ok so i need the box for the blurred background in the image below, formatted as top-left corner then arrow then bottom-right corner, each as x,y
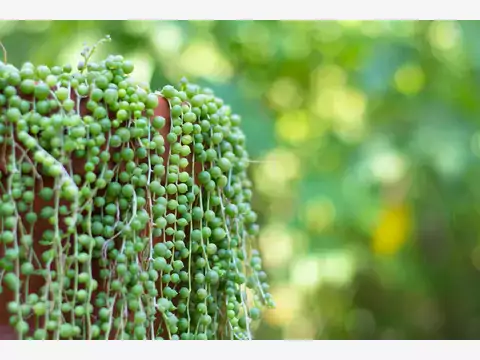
3,20 -> 480,340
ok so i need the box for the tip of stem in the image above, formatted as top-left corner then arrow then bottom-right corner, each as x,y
0,42 -> 7,63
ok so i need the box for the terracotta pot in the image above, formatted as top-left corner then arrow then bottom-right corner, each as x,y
0,85 -> 202,340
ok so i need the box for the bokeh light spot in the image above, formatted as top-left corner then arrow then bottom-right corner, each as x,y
303,197 -> 336,234
428,21 -> 462,51
122,20 -> 155,36
283,316 -> 317,339
291,251 -> 356,290
369,150 -> 408,185
179,41 -> 233,82
128,51 -> 155,85
259,223 -> 294,269
275,110 -> 310,144
394,64 -> 425,95
372,203 -> 411,256
264,284 -> 302,326
152,22 -> 184,55
267,77 -> 303,111
339,21 -> 362,29
254,148 -> 301,197
312,64 -> 348,89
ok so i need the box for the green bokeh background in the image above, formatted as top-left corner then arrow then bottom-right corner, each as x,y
2,20 -> 480,340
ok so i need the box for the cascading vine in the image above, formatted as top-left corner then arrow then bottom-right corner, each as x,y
0,36 -> 274,340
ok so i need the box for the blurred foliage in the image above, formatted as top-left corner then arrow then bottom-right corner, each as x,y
3,20 -> 480,340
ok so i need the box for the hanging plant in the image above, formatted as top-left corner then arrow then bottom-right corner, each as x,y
0,36 -> 274,340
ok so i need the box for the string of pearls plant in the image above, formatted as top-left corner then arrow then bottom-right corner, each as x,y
0,36 -> 274,340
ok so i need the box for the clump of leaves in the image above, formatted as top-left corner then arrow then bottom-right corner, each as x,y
0,36 -> 274,340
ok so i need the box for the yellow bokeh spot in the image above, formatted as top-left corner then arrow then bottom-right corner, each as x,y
335,88 -> 366,124
313,22 -> 343,43
304,197 -> 336,233
258,223 -> 294,269
312,84 -> 365,122
253,148 -> 301,197
275,110 -> 310,144
122,20 -> 155,36
291,251 -> 356,290
312,64 -> 348,89
369,150 -> 408,185
311,88 -> 336,120
190,21 -> 215,31
282,31 -> 311,60
283,316 -> 317,340
360,21 -> 383,38
392,21 -> 416,38
179,41 -> 233,83
372,203 -> 411,256
290,256 -> 322,290
338,20 -> 362,28
236,22 -> 270,45
128,52 -> 155,85
267,77 -> 303,111
264,285 -> 302,327
312,85 -> 367,143
394,64 -> 425,95
428,21 -> 461,51
236,22 -> 273,62
152,22 -> 184,55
